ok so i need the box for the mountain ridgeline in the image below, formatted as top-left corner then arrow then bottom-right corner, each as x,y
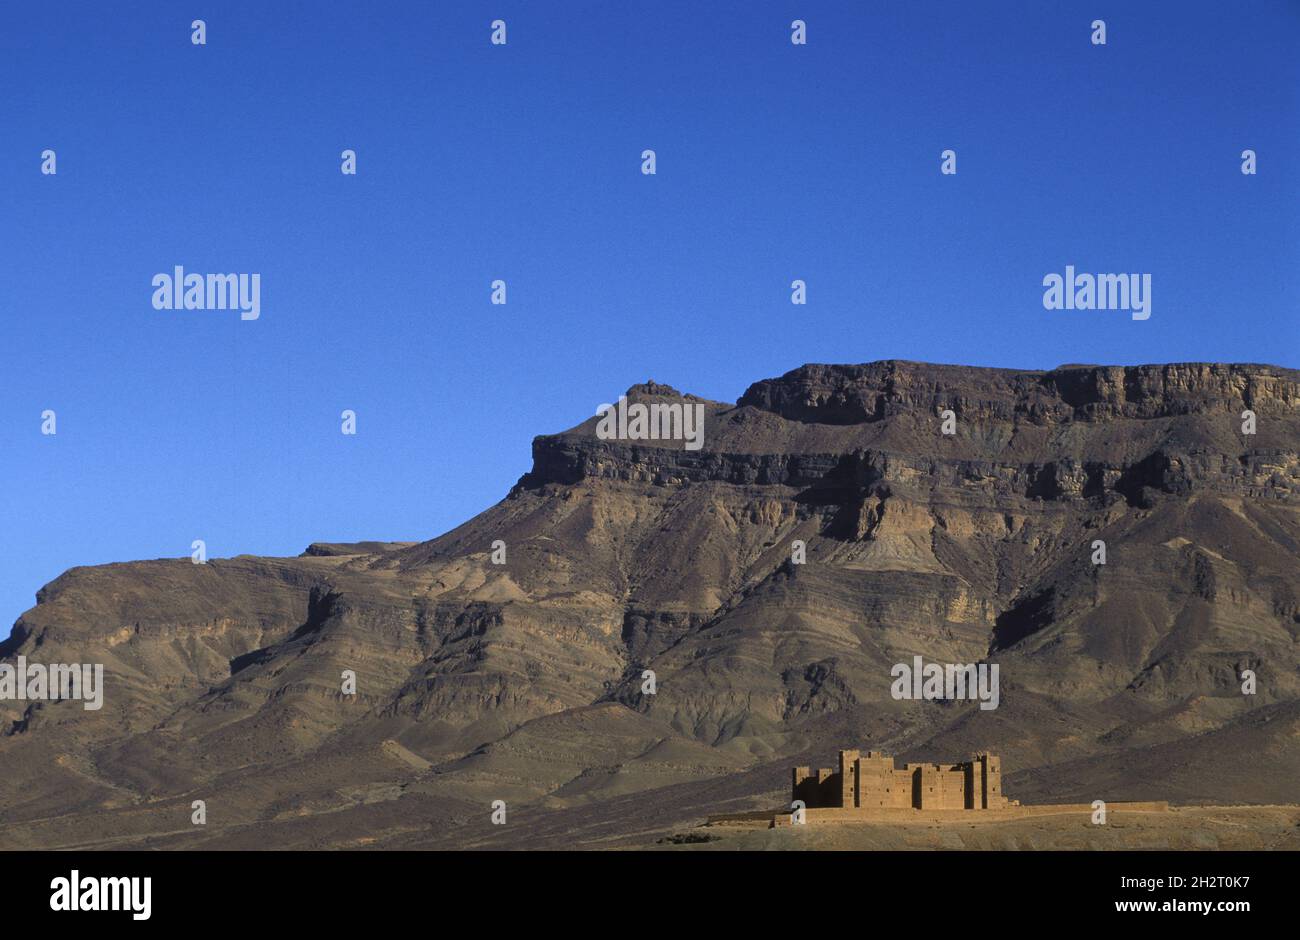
2,361 -> 1298,849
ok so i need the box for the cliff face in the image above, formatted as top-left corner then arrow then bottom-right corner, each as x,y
2,361 -> 1298,849
521,362 -> 1299,496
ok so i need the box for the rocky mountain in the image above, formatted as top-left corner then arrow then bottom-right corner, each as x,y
2,360 -> 1298,849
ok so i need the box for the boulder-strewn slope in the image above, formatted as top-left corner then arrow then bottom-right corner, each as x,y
2,361 -> 1297,849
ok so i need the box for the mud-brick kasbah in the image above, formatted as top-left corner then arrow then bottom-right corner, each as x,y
706,749 -> 1169,828
796,750 -> 1010,812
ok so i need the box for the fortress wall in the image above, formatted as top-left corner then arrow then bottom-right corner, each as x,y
761,801 -> 1172,827
839,750 -> 859,808
855,754 -> 912,809
793,767 -> 844,807
915,764 -> 969,810
1008,801 -> 1170,816
983,755 -> 1005,808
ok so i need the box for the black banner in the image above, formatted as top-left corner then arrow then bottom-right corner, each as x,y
0,850 -> 1285,927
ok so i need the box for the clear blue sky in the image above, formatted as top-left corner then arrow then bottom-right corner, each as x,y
2,1 -> 1297,634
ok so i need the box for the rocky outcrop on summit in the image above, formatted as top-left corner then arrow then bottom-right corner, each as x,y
739,361 -> 1300,423
521,361 -> 1299,501
1,360 -> 1297,850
